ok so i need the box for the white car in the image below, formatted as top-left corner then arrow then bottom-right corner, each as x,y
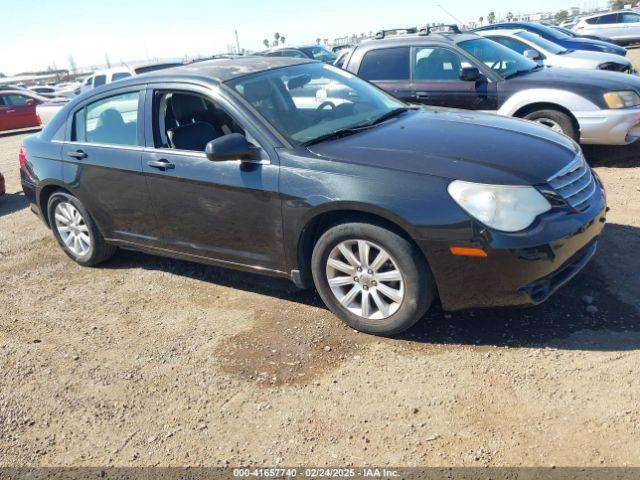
79,61 -> 183,94
477,29 -> 633,73
574,10 -> 640,45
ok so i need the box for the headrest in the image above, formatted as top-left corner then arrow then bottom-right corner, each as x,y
242,80 -> 273,103
97,108 -> 125,128
170,93 -> 207,122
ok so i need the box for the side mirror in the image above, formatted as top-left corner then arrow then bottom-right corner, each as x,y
459,67 -> 482,82
25,99 -> 37,107
524,49 -> 541,61
205,133 -> 259,162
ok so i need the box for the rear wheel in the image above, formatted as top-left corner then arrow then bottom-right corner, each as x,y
523,109 -> 578,141
47,192 -> 116,266
311,222 -> 435,336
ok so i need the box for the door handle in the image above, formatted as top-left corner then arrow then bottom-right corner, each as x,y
68,150 -> 88,160
147,159 -> 175,170
415,91 -> 431,99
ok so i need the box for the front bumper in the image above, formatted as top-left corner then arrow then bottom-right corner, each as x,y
577,106 -> 640,145
421,183 -> 607,311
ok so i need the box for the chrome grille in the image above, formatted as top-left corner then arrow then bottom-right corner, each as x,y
547,155 -> 596,211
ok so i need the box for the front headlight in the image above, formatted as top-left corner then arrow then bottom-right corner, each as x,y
448,181 -> 551,232
603,90 -> 640,109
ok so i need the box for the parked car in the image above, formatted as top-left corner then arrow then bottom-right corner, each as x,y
20,57 -> 606,336
549,24 -> 612,42
0,90 -> 42,131
0,89 -> 68,126
574,10 -> 640,45
473,21 -> 627,55
79,61 -> 183,94
261,45 -> 337,63
475,29 -> 633,73
28,86 -> 60,98
341,30 -> 640,144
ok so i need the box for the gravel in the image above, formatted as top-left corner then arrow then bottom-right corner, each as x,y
1,131 -> 639,466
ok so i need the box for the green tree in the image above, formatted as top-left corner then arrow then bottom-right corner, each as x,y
555,10 -> 569,23
478,16 -> 484,25
506,12 -> 514,21
316,37 -> 321,45
263,39 -> 270,48
487,11 -> 496,24
609,0 -> 627,10
273,32 -> 280,47
280,35 -> 286,45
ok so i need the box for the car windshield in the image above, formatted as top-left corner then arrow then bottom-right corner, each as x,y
534,23 -> 572,40
516,31 -> 568,54
300,46 -> 337,63
459,38 -> 539,79
227,62 -> 406,145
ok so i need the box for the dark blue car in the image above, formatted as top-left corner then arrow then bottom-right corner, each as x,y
473,22 -> 626,56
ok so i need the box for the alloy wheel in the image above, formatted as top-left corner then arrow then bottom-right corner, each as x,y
533,117 -> 564,134
325,239 -> 405,320
54,201 -> 92,257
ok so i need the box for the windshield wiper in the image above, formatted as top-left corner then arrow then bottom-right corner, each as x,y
302,107 -> 410,147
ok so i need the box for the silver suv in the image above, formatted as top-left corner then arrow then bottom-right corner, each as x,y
574,10 -> 640,45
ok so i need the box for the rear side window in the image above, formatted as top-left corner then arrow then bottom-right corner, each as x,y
588,13 -> 618,24
358,48 -> 410,81
621,12 -> 640,23
93,75 -> 106,87
83,91 -> 140,146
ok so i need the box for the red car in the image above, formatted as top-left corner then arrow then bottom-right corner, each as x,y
0,90 -> 42,131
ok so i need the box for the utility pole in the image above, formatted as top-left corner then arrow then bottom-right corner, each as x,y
235,30 -> 241,54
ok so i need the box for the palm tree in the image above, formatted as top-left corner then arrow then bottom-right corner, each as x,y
263,39 -> 270,48
280,35 -> 286,45
316,37 -> 321,45
274,32 -> 280,47
488,11 -> 496,24
478,16 -> 484,25
506,11 -> 514,22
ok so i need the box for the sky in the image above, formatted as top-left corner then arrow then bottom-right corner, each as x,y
1,0 -> 608,75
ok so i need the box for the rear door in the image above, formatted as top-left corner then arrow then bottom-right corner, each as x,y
60,87 -> 157,243
618,11 -> 640,42
410,46 -> 497,110
0,96 -> 8,131
356,47 -> 414,101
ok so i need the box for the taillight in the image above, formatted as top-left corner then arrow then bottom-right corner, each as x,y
18,146 -> 27,168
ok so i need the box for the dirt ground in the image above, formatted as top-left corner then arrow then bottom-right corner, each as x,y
0,129 -> 639,468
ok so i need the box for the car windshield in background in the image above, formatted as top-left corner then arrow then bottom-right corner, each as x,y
459,38 -> 538,79
536,23 -> 572,40
227,62 -> 406,145
516,31 -> 568,54
300,46 -> 337,63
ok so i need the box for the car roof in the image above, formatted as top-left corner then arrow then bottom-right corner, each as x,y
582,9 -> 636,19
357,32 -> 480,48
477,28 -> 525,36
86,57 -> 317,90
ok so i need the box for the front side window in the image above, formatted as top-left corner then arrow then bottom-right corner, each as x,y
358,48 -> 410,81
4,94 -> 31,106
590,13 -> 618,24
413,47 -> 471,81
93,75 -> 106,87
459,38 -> 538,79
227,62 -> 406,145
83,91 -> 140,146
152,91 -> 245,152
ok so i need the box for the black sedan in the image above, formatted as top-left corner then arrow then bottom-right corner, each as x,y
19,58 -> 606,335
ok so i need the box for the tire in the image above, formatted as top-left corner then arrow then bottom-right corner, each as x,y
311,222 -> 435,336
47,191 -> 116,266
523,109 -> 578,142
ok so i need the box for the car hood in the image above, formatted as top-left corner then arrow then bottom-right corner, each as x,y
308,108 -> 579,185
567,37 -> 626,54
562,49 -> 632,67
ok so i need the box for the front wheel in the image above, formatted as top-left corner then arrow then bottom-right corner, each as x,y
523,109 -> 578,142
311,222 -> 435,336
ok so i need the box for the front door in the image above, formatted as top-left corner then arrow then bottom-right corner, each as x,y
410,46 -> 497,110
60,88 -> 156,242
141,87 -> 284,272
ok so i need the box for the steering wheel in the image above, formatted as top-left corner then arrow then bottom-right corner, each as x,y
316,101 -> 336,111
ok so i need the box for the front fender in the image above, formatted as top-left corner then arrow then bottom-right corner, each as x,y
498,88 -> 599,117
